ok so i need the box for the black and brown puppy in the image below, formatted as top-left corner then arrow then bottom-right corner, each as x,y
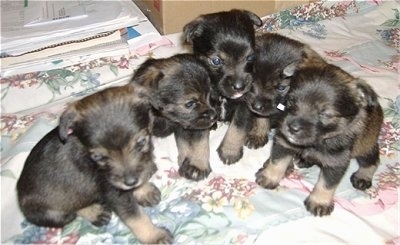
17,85 -> 173,244
183,9 -> 263,165
242,33 -> 327,151
129,54 -> 217,181
255,63 -> 383,216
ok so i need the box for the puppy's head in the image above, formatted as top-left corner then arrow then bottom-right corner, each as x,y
131,54 -> 217,129
183,9 -> 262,99
280,64 -> 377,147
245,33 -> 325,116
59,85 -> 157,190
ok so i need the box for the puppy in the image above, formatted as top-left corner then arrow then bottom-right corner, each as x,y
129,54 -> 217,181
17,85 -> 173,244
183,9 -> 263,165
255,63 -> 383,216
242,33 -> 327,151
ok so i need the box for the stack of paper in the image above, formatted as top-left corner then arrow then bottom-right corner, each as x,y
0,0 -> 165,77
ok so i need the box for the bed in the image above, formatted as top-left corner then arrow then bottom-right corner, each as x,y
1,0 -> 399,244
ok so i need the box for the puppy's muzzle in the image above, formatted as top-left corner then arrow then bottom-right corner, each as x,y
202,108 -> 217,122
232,81 -> 246,92
191,108 -> 217,129
283,117 -> 314,146
124,175 -> 139,188
232,75 -> 252,95
223,74 -> 252,99
249,98 -> 274,116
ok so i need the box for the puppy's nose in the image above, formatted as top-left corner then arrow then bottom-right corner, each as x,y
288,119 -> 303,134
233,82 -> 245,91
203,109 -> 217,121
252,100 -> 265,112
124,175 -> 138,187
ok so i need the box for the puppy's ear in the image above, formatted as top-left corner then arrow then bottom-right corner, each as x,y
233,9 -> 262,27
58,105 -> 78,142
351,79 -> 380,109
183,18 -> 204,43
132,64 -> 165,109
282,62 -> 298,78
132,62 -> 165,91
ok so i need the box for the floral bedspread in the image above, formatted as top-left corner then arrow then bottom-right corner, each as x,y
1,1 -> 399,244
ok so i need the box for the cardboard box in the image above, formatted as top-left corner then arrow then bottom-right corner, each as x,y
133,0 -> 313,35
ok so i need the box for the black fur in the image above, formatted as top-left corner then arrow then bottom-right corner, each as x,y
255,64 -> 383,216
184,9 -> 265,165
129,54 -> 217,180
17,85 -> 173,244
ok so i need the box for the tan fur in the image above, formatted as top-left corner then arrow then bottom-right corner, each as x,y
176,131 -> 210,173
77,204 -> 109,223
218,124 -> 248,164
124,207 -> 172,244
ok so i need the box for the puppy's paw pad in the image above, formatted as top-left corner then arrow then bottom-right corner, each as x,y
304,196 -> 334,217
91,207 -> 112,227
245,135 -> 268,149
255,168 -> 279,189
135,183 -> 161,207
179,158 -> 211,181
350,173 -> 372,190
217,145 -> 243,165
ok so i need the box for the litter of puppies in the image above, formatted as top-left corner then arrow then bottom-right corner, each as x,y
16,8 -> 384,244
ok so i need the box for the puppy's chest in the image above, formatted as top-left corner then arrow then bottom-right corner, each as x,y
278,135 -> 350,167
299,146 -> 351,167
217,97 -> 237,122
219,97 -> 228,121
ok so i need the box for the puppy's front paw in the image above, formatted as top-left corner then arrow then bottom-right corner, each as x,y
304,196 -> 334,217
350,172 -> 372,190
217,143 -> 243,165
245,134 -> 268,149
179,158 -> 211,181
133,182 -> 161,207
255,167 -> 280,189
77,204 -> 112,227
147,227 -> 174,244
91,207 -> 112,227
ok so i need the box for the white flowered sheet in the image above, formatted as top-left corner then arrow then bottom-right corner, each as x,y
1,1 -> 399,244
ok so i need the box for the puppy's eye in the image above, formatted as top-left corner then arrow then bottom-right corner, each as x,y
210,57 -> 223,66
246,54 -> 256,62
90,153 -> 108,163
185,100 -> 197,108
277,84 -> 289,93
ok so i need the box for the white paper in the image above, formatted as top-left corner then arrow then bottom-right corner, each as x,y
0,0 -> 146,55
23,1 -> 87,26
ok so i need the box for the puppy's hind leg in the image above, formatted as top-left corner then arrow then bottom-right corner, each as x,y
351,143 -> 380,190
175,128 -> 211,181
20,203 -> 77,227
77,203 -> 112,227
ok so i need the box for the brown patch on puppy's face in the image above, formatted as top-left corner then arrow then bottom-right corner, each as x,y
245,33 -> 325,116
59,85 -> 157,190
183,9 -> 262,99
131,54 -> 217,130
